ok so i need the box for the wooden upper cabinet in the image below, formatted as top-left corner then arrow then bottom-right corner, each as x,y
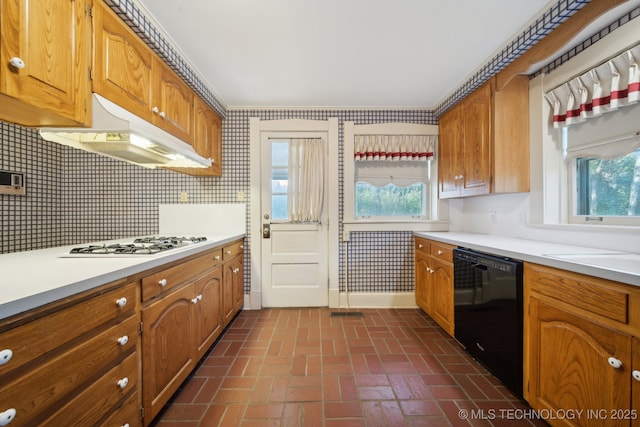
438,75 -> 529,199
0,0 -> 91,126
92,0 -> 154,121
170,96 -> 223,176
460,83 -> 492,196
92,1 -> 194,145
152,59 -> 194,144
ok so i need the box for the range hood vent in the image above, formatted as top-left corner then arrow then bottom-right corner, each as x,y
39,94 -> 211,169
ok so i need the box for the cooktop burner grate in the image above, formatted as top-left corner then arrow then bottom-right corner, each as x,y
67,236 -> 207,256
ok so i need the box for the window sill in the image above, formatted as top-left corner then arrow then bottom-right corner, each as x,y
343,220 -> 449,233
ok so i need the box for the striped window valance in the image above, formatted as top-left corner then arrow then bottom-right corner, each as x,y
546,44 -> 640,128
354,135 -> 436,161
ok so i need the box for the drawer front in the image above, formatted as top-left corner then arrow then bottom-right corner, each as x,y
40,353 -> 138,427
0,282 -> 136,376
414,238 -> 430,254
430,242 -> 454,263
100,390 -> 141,427
142,251 -> 218,302
0,315 -> 138,426
526,263 -> 629,324
223,239 -> 244,261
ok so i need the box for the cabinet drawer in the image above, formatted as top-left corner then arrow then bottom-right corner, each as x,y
0,315 -> 138,426
526,263 -> 629,324
414,238 -> 430,254
0,282 -> 136,376
223,240 -> 244,260
100,390 -> 141,427
39,353 -> 138,427
142,251 -> 218,302
430,242 -> 454,263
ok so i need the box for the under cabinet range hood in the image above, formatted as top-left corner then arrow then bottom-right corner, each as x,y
39,94 -> 211,169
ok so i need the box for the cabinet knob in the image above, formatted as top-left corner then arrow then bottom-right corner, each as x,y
192,294 -> 202,304
607,357 -> 623,369
9,57 -> 25,69
437,250 -> 443,255
240,245 -> 244,249
117,335 -> 129,346
152,106 -> 159,114
0,349 -> 13,366
117,377 -> 129,389
159,111 -> 166,119
418,244 -> 423,249
115,297 -> 127,308
632,370 -> 640,382
426,267 -> 434,274
0,408 -> 16,426
159,278 -> 168,287
214,255 -> 221,260
226,250 -> 232,255
121,424 -> 130,427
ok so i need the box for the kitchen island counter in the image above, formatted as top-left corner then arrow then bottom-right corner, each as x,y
0,233 -> 244,320
414,231 -> 640,287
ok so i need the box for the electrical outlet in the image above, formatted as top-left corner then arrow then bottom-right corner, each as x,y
236,191 -> 245,202
179,192 -> 188,202
490,211 -> 497,224
342,230 -> 350,242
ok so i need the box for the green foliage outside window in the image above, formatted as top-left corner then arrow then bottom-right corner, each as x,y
577,149 -> 640,216
355,182 -> 425,217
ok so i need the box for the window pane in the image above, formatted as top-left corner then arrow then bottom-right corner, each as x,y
271,195 -> 288,220
576,149 -> 640,216
355,182 -> 426,217
272,142 -> 288,167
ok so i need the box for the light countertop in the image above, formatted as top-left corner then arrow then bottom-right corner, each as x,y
415,231 -> 640,287
0,233 -> 244,320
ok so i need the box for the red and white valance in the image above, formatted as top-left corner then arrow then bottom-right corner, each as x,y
354,135 -> 436,161
546,44 -> 640,128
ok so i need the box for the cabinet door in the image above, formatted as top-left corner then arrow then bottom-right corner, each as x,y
193,267 -> 223,359
414,250 -> 431,313
460,83 -> 491,197
528,298 -> 631,427
233,255 -> 245,313
92,1 -> 154,122
142,284 -> 195,421
0,0 -> 90,126
153,60 -> 194,144
222,260 -> 235,325
429,256 -> 454,336
438,104 -> 462,199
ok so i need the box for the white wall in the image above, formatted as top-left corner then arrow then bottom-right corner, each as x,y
454,192 -> 640,253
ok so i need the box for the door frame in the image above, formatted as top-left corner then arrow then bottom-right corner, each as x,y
249,118 -> 340,309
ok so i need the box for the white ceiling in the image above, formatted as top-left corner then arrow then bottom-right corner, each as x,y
133,0 -> 588,109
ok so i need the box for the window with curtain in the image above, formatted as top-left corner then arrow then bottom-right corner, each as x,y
270,138 -> 325,222
353,134 -> 435,219
545,43 -> 640,225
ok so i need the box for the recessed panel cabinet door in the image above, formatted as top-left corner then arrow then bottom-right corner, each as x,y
0,0 -> 90,126
92,1 -> 154,121
153,60 -> 194,144
528,298 -> 631,427
193,267 -> 223,358
142,284 -> 195,422
438,104 -> 462,198
429,256 -> 454,336
460,83 -> 491,197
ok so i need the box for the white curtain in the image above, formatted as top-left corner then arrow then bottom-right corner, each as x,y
354,135 -> 436,161
546,44 -> 640,129
288,138 -> 324,222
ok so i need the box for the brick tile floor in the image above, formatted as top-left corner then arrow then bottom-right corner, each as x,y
150,308 -> 547,427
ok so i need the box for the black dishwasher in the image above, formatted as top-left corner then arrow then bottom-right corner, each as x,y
453,247 -> 523,398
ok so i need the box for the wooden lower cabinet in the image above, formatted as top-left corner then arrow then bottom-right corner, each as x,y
142,283 -> 196,422
0,281 -> 139,427
414,237 -> 455,336
193,267 -> 223,358
525,263 -> 640,427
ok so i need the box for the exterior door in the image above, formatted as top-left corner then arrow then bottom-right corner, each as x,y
260,133 -> 329,307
